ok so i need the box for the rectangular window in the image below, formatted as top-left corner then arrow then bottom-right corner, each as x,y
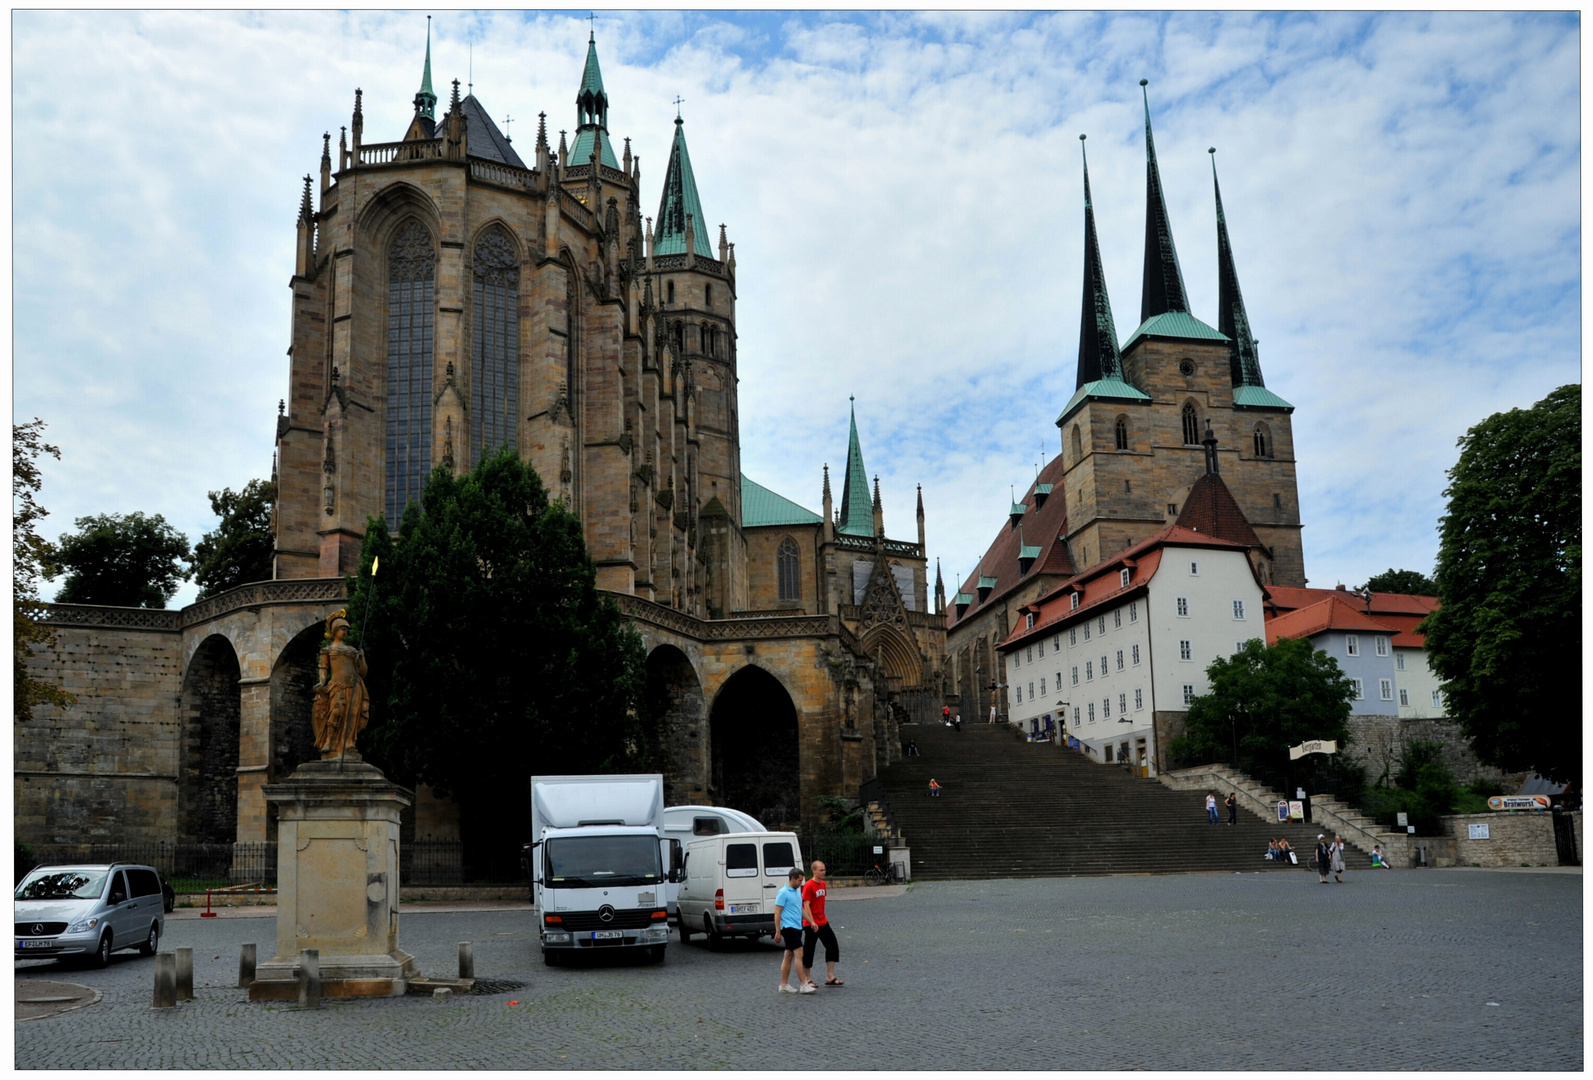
1053,635 -> 1061,653
1015,685 -> 1022,704
725,843 -> 760,877
1119,568 -> 1131,588
1116,650 -> 1124,671
1071,666 -> 1079,686
1070,593 -> 1080,610
1069,628 -> 1077,647
1134,688 -> 1143,710
1179,640 -> 1192,661
1398,688 -> 1410,707
1352,678 -> 1364,700
1085,662 -> 1094,681
1176,597 -> 1190,617
1073,707 -> 1080,726
1132,644 -> 1141,666
1102,697 -> 1111,719
1182,684 -> 1195,706
1029,681 -> 1035,700
1118,692 -> 1127,715
1113,609 -> 1122,629
1087,703 -> 1096,722
1395,653 -> 1406,671
1026,613 -> 1036,630
1129,601 -> 1138,623
1236,642 -> 1246,655
1432,690 -> 1442,709
1375,636 -> 1388,657
1232,600 -> 1245,620
1345,635 -> 1359,657
1100,656 -> 1109,679
1380,678 -> 1393,701
1083,624 -> 1091,641
1189,561 -> 1199,576
1039,677 -> 1046,697
1027,646 -> 1033,663
1097,616 -> 1106,634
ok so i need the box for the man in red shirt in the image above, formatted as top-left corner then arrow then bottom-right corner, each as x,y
801,860 -> 842,986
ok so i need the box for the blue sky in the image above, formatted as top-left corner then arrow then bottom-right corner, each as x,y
13,10 -> 1580,607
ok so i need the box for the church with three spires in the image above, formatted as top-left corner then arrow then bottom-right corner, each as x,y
943,82 -> 1305,729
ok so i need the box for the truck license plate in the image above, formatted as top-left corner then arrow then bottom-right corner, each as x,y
591,930 -> 623,940
729,904 -> 759,914
18,939 -> 52,949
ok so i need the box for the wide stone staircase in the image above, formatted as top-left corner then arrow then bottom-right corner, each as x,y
877,722 -> 1371,880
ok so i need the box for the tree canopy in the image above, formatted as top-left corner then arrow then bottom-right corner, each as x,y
192,479 -> 276,599
1171,638 -> 1355,792
1358,568 -> 1437,596
1422,384 -> 1581,785
349,449 -> 647,858
14,419 -> 75,721
52,511 -> 191,608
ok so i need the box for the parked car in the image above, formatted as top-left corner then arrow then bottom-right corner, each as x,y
14,863 -> 166,967
676,832 -> 802,947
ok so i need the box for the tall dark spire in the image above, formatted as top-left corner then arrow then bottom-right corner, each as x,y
1139,80 -> 1189,323
654,112 -> 712,256
1076,133 -> 1123,388
415,16 -> 437,122
1211,148 -> 1265,388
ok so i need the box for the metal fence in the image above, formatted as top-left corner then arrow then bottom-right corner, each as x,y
802,832 -> 888,878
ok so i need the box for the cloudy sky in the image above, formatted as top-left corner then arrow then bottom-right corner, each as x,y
13,10 -> 1580,608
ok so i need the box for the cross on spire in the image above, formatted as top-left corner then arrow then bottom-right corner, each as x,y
503,114 -> 514,142
588,11 -> 597,37
673,95 -> 685,118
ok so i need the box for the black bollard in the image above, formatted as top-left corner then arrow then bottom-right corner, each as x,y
238,943 -> 257,988
299,948 -> 321,1009
175,946 -> 194,1001
153,952 -> 177,1009
458,942 -> 474,980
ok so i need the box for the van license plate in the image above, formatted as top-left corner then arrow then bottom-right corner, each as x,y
729,904 -> 759,914
591,930 -> 623,941
18,939 -> 53,949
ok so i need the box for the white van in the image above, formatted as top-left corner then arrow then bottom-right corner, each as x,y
676,832 -> 803,946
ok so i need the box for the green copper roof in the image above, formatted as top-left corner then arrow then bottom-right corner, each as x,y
741,476 -> 822,528
579,33 -> 606,99
1122,310 -> 1227,352
1019,544 -> 1043,561
416,18 -> 436,120
1232,385 -> 1294,411
955,592 -> 974,606
1010,503 -> 1027,517
977,575 -> 998,590
1035,483 -> 1054,496
836,400 -> 874,537
568,126 -> 618,169
654,117 -> 713,256
1057,376 -> 1152,426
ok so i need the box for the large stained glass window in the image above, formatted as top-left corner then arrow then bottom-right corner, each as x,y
471,227 -> 520,464
386,219 -> 435,522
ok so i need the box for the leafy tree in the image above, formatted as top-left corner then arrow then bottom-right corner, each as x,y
1358,738 -> 1460,835
1358,568 -> 1436,596
1422,384 -> 1580,785
1170,638 -> 1355,794
14,419 -> 75,721
349,449 -> 647,862
52,512 -> 191,608
192,479 -> 276,598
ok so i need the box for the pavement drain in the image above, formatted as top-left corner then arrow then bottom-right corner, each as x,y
467,978 -> 526,996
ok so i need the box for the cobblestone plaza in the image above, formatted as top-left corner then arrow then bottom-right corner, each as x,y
16,870 -> 1581,1070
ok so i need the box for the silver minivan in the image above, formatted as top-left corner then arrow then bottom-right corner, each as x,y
14,864 -> 166,966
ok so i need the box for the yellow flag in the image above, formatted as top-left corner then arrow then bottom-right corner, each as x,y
371,556 -> 380,577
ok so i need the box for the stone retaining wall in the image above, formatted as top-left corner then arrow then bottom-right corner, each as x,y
1442,811 -> 1577,868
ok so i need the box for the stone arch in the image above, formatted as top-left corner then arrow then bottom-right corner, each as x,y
1114,413 -> 1130,451
178,634 -> 241,845
709,665 -> 800,829
355,181 -> 444,247
861,624 -> 921,689
645,644 -> 706,805
270,621 -> 325,785
1181,400 -> 1201,445
1252,420 -> 1273,458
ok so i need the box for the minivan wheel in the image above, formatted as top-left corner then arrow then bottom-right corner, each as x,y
703,914 -> 722,950
92,933 -> 113,968
137,922 -> 160,957
678,920 -> 693,944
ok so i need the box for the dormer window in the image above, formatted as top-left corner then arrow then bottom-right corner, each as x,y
1119,568 -> 1131,588
1025,612 -> 1036,629
1069,593 -> 1080,610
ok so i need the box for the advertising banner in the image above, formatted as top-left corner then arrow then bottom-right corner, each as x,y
1487,795 -> 1551,811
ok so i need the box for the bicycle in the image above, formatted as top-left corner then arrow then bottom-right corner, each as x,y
863,861 -> 905,886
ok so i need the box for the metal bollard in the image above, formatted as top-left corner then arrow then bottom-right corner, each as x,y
175,946 -> 194,1001
238,943 -> 257,988
458,941 -> 474,980
299,948 -> 321,1010
153,952 -> 177,1009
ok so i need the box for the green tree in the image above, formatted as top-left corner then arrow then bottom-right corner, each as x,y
14,419 -> 75,721
52,512 -> 191,608
349,449 -> 647,861
1422,384 -> 1580,785
192,479 -> 276,598
1359,738 -> 1460,835
1358,568 -> 1437,595
1170,638 -> 1355,792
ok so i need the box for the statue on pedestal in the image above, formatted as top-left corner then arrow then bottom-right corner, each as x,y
312,613 -> 369,759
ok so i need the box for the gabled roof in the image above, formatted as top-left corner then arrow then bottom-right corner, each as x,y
1176,470 -> 1262,548
654,116 -> 712,256
1057,376 -> 1151,427
1122,310 -> 1227,353
1265,594 -> 1401,646
1264,587 -> 1439,648
946,454 -> 1076,630
459,94 -> 526,168
741,476 -> 821,528
836,401 -> 873,537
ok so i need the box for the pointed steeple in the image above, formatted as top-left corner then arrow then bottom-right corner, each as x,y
1211,148 -> 1265,389
570,31 -> 618,169
1139,80 -> 1189,323
1076,133 -> 1123,388
836,397 -> 874,537
872,475 -> 885,539
654,112 -> 713,256
415,16 -> 437,122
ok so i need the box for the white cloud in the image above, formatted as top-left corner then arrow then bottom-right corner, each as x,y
14,11 -> 1578,606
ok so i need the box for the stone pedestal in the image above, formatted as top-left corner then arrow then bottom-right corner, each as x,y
249,756 -> 418,1000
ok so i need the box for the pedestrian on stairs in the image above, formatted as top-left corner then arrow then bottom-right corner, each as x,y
928,778 -> 941,797
1205,791 -> 1218,824
953,713 -> 962,732
943,705 -> 951,725
905,739 -> 919,757
1225,792 -> 1238,825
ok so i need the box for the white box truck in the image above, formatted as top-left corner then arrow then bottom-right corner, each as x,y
526,774 -> 682,965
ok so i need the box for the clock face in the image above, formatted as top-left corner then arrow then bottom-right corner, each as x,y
1178,359 -> 1196,377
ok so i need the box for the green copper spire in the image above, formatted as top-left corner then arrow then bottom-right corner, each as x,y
569,31 -> 617,169
415,16 -> 437,122
1211,148 -> 1265,389
1139,79 -> 1189,324
836,398 -> 874,537
653,113 -> 712,256
1076,133 -> 1123,388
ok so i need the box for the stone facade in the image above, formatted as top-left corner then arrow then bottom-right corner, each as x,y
1443,811 -> 1578,869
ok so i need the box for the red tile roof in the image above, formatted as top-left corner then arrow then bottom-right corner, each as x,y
1264,594 -> 1401,645
1175,470 -> 1262,548
946,455 -> 1075,629
1263,587 -> 1438,647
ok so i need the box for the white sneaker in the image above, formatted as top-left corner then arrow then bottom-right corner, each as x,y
779,984 -> 797,994
798,983 -> 817,994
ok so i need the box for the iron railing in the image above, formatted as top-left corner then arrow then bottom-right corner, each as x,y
801,832 -> 887,878
17,843 -> 277,891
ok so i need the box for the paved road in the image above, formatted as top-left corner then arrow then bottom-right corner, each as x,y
15,870 -> 1581,1070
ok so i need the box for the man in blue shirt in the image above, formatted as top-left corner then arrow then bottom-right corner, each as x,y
773,868 -> 814,993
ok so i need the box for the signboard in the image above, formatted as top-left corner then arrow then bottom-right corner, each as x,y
1468,823 -> 1490,840
1487,795 -> 1551,812
1287,801 -> 1305,822
1406,825 -> 1415,834
1289,739 -> 1339,760
873,846 -> 884,855
1396,812 -> 1408,827
1276,801 -> 1290,823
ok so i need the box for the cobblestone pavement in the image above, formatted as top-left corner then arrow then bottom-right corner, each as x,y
15,870 -> 1581,1070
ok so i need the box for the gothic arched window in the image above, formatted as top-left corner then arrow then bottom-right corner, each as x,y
1181,402 -> 1200,445
777,537 -> 801,602
1253,422 -> 1272,459
1114,415 -> 1130,451
386,219 -> 436,522
471,226 -> 520,464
